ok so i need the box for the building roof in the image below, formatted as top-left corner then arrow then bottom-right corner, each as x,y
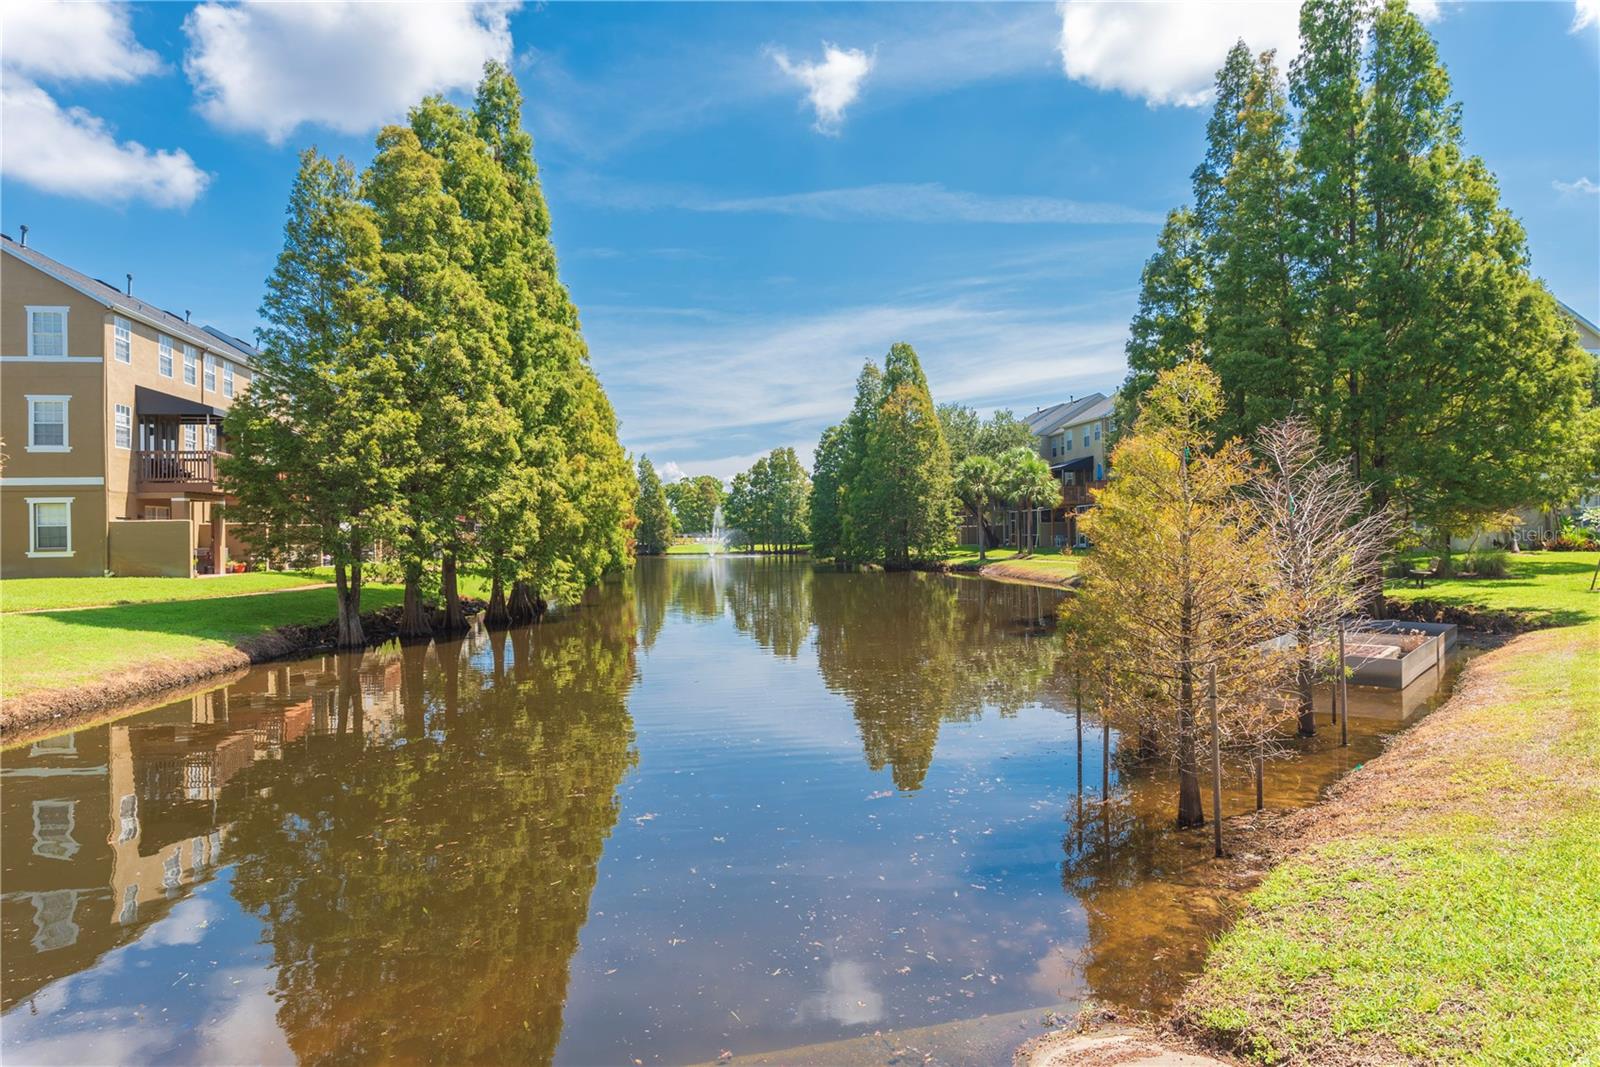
1025,392 -> 1112,438
1558,300 -> 1600,352
1,233 -> 256,365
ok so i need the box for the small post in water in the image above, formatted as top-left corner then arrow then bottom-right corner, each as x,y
1337,621 -> 1350,748
1101,667 -> 1112,805
1209,663 -> 1223,859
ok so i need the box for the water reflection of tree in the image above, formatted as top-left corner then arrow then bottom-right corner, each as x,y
720,557 -> 813,659
813,572 -> 1060,791
225,595 -> 639,1066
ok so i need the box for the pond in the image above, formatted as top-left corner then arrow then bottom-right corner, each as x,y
0,558 -> 1465,1065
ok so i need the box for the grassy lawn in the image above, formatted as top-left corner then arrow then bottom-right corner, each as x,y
1179,620 -> 1600,1063
0,571 -> 329,613
1384,550 -> 1599,627
1,586 -> 408,703
664,542 -> 809,555
943,545 -> 1083,578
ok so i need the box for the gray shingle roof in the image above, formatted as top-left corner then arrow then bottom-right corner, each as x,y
1025,392 -> 1110,438
2,233 -> 256,365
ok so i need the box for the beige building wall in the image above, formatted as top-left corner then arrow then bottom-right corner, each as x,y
108,518 -> 192,577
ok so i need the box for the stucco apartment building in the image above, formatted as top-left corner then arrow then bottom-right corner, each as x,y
2,232 -> 256,578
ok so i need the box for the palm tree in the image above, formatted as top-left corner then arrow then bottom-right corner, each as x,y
999,447 -> 1058,556
955,454 -> 1003,563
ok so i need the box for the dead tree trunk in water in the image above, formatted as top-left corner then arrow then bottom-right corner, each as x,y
1209,665 -> 1223,858
333,560 -> 365,649
399,562 -> 432,641
440,553 -> 467,633
1296,626 -> 1316,737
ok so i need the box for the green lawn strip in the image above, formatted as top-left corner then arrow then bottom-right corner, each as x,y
942,546 -> 1083,575
1384,550 -> 1599,627
1,587 -> 409,703
0,571 -> 330,613
666,542 -> 716,554
1179,621 -> 1600,1063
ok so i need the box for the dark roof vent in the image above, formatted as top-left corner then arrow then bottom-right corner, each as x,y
185,309 -> 191,323
126,273 -> 133,296
18,225 -> 27,248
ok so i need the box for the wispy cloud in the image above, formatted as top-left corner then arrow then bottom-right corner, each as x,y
770,42 -> 874,133
1574,0 -> 1598,32
573,177 -> 1160,226
1553,176 -> 1600,196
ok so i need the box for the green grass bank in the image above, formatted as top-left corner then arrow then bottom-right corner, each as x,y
1383,550 -> 1599,628
1177,618 -> 1600,1062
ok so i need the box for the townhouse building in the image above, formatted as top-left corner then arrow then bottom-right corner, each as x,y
1017,392 -> 1115,549
2,233 -> 255,578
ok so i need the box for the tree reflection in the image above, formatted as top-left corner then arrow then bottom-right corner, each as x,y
225,595 -> 639,1066
719,557 -> 813,658
814,572 -> 1060,790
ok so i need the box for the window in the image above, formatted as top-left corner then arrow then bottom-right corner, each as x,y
1064,432 -> 1073,452
204,424 -> 218,450
158,335 -> 174,376
26,306 -> 68,358
204,353 -> 217,390
222,360 -> 235,398
30,734 -> 76,756
1093,424 -> 1101,441
118,884 -> 139,926
26,395 -> 69,451
114,404 -> 132,449
1082,429 -> 1091,447
32,890 -> 81,952
144,505 -> 171,520
183,344 -> 198,385
183,423 -> 198,451
28,498 -> 72,557
114,317 -> 132,363
117,794 -> 139,843
32,800 -> 78,860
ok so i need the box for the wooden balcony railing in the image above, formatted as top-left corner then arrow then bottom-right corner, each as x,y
1060,479 -> 1107,508
138,449 -> 228,488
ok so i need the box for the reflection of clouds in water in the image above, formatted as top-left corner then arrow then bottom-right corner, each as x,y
139,894 -> 216,947
192,968 -> 293,1065
797,960 -> 883,1026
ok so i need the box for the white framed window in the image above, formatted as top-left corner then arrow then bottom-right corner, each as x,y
144,505 -> 171,520
26,306 -> 68,358
204,424 -> 218,450
204,353 -> 217,390
118,794 -> 139,844
32,799 -> 78,860
32,890 -> 81,952
1082,429 -> 1090,447
118,884 -> 139,925
183,344 -> 198,385
222,360 -> 235,398
183,423 -> 198,450
30,734 -> 76,756
114,403 -> 132,449
1093,424 -> 1101,441
114,316 -> 132,363
26,395 -> 70,452
158,335 -> 174,377
27,497 -> 73,557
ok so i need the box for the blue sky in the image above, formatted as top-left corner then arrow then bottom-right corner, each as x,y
3,2 -> 1596,480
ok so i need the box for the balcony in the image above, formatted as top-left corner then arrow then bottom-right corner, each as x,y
1060,479 -> 1107,509
138,450 -> 229,492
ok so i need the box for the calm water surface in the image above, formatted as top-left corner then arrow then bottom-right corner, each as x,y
1,559 -> 1462,1065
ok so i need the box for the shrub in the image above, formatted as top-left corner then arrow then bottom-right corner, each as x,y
1462,549 -> 1509,578
1544,534 -> 1599,551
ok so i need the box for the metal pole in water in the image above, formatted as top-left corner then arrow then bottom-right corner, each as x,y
1209,664 -> 1223,859
1338,622 -> 1350,748
1101,667 -> 1112,805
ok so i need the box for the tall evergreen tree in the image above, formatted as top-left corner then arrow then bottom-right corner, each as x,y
809,423 -> 849,559
851,343 -> 955,567
633,456 -> 675,555
223,151 -> 409,648
838,361 -> 885,562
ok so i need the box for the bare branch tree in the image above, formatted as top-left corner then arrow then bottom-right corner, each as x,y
1251,417 -> 1398,736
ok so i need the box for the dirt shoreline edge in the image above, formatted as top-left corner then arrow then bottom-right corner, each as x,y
1,599 -> 488,744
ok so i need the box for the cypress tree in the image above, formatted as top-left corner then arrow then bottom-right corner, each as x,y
853,343 -> 955,568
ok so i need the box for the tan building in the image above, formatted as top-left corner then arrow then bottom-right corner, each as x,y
1019,392 -> 1115,549
1,232 -> 257,577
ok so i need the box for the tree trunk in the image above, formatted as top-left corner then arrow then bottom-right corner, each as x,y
1296,627 -> 1316,737
977,497 -> 988,563
399,563 -> 432,641
334,560 -> 365,649
509,579 -> 536,625
485,571 -> 511,629
532,588 -> 548,622
440,553 -> 468,633
400,643 -> 427,739
1177,665 -> 1205,828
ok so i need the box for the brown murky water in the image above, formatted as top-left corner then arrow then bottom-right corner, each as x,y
0,559 -> 1464,1065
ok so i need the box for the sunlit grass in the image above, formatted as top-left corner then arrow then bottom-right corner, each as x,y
1383,550 -> 1599,627
0,571 -> 329,613
942,545 -> 1083,576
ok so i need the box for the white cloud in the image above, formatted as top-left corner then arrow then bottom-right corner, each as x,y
704,183 -> 1161,225
1056,1 -> 1301,107
0,0 -> 164,83
658,461 -> 687,483
1055,0 -> 1440,109
1554,176 -> 1600,196
0,78 -> 210,208
0,1 -> 205,208
183,1 -> 516,143
770,42 -> 873,133
1576,0 -> 1599,32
